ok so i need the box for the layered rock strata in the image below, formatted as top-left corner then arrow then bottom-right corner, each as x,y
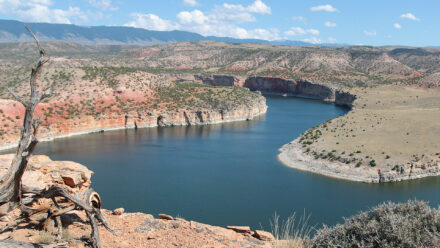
0,95 -> 267,151
194,75 -> 356,107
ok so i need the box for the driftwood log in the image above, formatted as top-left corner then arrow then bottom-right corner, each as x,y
0,26 -> 113,248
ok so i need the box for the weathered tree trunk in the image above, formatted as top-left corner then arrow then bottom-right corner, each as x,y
0,25 -> 51,211
0,26 -> 114,248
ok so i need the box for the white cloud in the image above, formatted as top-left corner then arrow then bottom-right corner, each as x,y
125,13 -> 178,31
363,30 -> 376,36
0,0 -> 87,24
89,0 -> 118,11
213,5 -> 256,23
310,4 -> 339,12
244,28 -> 280,40
324,21 -> 336,27
400,13 -> 420,21
125,1 -> 279,40
183,0 -> 199,7
285,27 -> 306,36
307,29 -> 319,35
328,37 -> 337,43
247,0 -> 271,14
303,37 -> 322,44
393,23 -> 402,29
292,16 -> 306,24
177,10 -> 207,25
284,27 -> 319,36
223,0 -> 271,15
176,0 -> 277,40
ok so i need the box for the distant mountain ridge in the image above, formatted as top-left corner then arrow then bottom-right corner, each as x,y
0,19 -> 339,46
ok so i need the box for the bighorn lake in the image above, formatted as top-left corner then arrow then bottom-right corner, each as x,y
28,96 -> 440,229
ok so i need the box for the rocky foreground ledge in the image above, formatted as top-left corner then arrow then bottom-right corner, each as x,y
0,154 -> 274,247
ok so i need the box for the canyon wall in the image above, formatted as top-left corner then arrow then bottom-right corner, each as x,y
0,96 -> 267,150
194,75 -> 356,108
193,75 -> 241,87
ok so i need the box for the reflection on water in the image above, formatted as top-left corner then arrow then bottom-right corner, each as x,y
37,115 -> 265,156
4,96 -> 439,230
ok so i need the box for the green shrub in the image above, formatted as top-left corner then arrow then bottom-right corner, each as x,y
312,200 -> 440,248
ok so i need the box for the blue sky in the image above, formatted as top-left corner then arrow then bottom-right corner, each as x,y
0,0 -> 438,46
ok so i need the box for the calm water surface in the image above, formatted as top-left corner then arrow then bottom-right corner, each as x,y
7,96 -> 440,230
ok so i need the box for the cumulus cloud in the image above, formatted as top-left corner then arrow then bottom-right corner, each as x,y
284,27 -> 319,36
125,13 -> 178,31
89,0 -> 118,11
303,37 -> 322,44
393,23 -> 402,29
247,0 -> 271,14
125,0 -> 279,40
0,0 -> 87,23
183,0 -> 199,7
400,13 -> 420,21
307,29 -> 320,36
177,10 -> 207,25
310,4 -> 339,12
363,30 -> 376,36
223,0 -> 271,15
324,21 -> 336,27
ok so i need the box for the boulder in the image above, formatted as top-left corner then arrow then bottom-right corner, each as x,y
226,226 -> 252,234
21,170 -> 46,191
113,208 -> 125,215
0,154 -> 94,193
61,171 -> 82,188
158,214 -> 173,220
253,230 -> 275,241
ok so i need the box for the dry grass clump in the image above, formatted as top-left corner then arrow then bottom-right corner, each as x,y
35,231 -> 56,244
311,200 -> 440,248
271,213 -> 313,248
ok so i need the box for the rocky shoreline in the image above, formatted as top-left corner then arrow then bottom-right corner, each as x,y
278,138 -> 440,183
0,98 -> 267,152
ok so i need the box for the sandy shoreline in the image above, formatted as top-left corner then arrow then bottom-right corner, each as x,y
278,138 -> 379,183
278,138 -> 440,183
0,107 -> 267,152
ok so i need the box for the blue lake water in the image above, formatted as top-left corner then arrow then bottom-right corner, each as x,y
6,96 -> 440,230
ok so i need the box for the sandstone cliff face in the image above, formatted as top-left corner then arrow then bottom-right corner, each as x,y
194,75 -> 241,87
0,94 -> 267,149
335,90 -> 356,107
194,75 -> 356,108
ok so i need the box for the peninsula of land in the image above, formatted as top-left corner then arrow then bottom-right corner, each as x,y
1,41 -> 439,182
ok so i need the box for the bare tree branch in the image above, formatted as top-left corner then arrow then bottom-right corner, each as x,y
40,86 -> 52,101
7,88 -> 28,107
24,25 -> 45,56
0,26 -> 113,248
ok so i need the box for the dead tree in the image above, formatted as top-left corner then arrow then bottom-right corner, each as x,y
0,25 -> 50,209
0,26 -> 113,248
